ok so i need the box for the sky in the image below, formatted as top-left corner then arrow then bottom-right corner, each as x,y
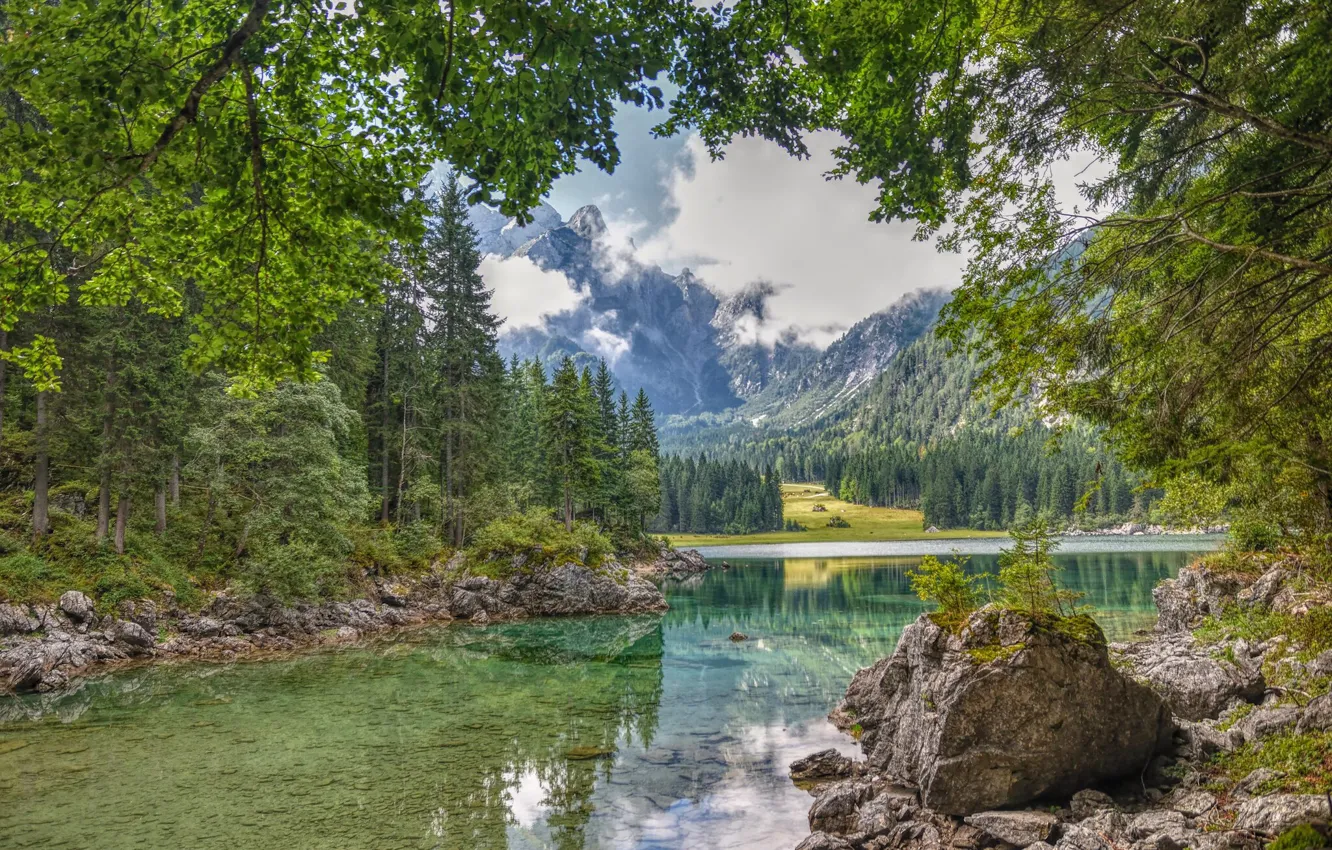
490,102 -> 1102,349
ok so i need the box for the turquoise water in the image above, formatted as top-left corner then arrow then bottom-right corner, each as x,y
0,548 -> 1203,850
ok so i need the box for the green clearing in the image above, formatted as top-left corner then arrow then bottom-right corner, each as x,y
667,484 -> 1007,547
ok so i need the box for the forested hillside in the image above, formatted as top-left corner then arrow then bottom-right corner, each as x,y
662,328 -> 1157,530
0,179 -> 664,604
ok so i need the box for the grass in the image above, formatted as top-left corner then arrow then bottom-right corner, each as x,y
1207,729 -> 1332,795
668,484 -> 1008,547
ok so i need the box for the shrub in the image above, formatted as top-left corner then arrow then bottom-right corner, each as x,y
0,553 -> 60,601
466,509 -> 613,573
1230,517 -> 1281,553
908,553 -> 989,629
784,519 -> 808,532
1269,825 -> 1327,850
826,516 -> 851,528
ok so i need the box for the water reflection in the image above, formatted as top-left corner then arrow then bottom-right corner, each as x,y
0,550 -> 1201,849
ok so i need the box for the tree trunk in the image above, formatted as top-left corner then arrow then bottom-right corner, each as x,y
564,480 -> 573,532
96,359 -> 117,542
197,486 -> 215,558
445,422 -> 455,543
114,493 -> 130,555
32,390 -> 49,540
380,346 -> 391,524
170,454 -> 181,506
0,329 -> 8,446
155,485 -> 167,535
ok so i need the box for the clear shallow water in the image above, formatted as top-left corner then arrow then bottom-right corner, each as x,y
1,549 -> 1205,850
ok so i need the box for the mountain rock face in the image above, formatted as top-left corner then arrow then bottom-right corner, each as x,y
471,202 -> 942,418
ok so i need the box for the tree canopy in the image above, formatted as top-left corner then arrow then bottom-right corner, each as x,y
0,0 -> 806,391
689,0 -> 1332,537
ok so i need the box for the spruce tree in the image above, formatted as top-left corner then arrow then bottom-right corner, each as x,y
420,175 -> 505,545
541,357 -> 599,531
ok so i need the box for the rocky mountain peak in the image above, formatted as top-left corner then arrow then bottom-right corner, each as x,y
566,204 -> 607,241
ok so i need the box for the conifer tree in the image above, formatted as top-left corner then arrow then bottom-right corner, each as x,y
541,357 -> 600,531
420,175 -> 505,544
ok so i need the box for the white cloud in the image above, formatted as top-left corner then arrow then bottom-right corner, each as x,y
633,132 -> 967,348
480,255 -> 583,330
583,326 -> 631,363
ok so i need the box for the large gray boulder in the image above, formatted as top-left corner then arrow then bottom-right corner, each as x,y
58,590 -> 95,624
833,608 -> 1172,815
1113,633 -> 1264,721
964,810 -> 1059,845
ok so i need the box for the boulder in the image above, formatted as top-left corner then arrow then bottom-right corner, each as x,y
964,811 -> 1059,845
0,603 -> 38,636
1233,795 -> 1331,835
1153,566 -> 1250,633
1232,706 -> 1302,744
791,749 -> 857,784
1236,568 -> 1290,609
1127,811 -> 1186,841
1297,694 -> 1332,734
1055,824 -> 1114,850
116,599 -> 158,633
835,609 -> 1171,815
1113,633 -> 1264,721
1305,650 -> 1332,679
58,591 -> 95,624
1167,789 -> 1217,817
108,620 -> 155,651
808,778 -> 875,835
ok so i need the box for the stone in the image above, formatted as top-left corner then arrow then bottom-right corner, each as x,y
378,582 -> 410,607
496,563 -> 667,616
835,609 -> 1171,815
794,834 -> 854,850
854,794 -> 899,839
730,631 -> 748,642
1055,824 -> 1114,850
116,599 -> 158,633
1296,694 -> 1332,734
1236,568 -> 1289,609
109,620 -> 154,651
0,604 -> 38,636
334,626 -> 359,642
470,609 -> 490,625
58,591 -> 95,623
1305,650 -> 1332,679
1113,633 -> 1264,721
1079,810 -> 1129,841
1233,795 -> 1331,835
1134,827 -> 1196,850
963,811 -> 1059,846
1235,768 -> 1283,797
1168,789 -> 1217,817
181,617 -> 223,638
791,749 -> 856,783
1153,566 -> 1250,633
808,778 -> 875,835
1127,811 -> 1186,841
1233,706 -> 1302,744
1070,789 -> 1117,820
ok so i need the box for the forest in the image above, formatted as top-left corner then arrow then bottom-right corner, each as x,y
663,332 -> 1160,530
0,179 -> 664,603
652,455 -> 784,536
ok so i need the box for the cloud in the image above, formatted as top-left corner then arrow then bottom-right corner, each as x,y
628,132 -> 967,348
480,255 -> 583,330
583,326 -> 631,364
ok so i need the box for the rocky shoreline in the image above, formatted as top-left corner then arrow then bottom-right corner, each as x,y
789,555 -> 1332,850
0,547 -> 711,696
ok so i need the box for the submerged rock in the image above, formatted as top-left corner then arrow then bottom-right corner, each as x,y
832,608 -> 1171,815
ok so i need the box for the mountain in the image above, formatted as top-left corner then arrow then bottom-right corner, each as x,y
469,202 -> 940,421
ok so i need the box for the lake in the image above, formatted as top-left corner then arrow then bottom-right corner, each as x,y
0,541 -> 1214,850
